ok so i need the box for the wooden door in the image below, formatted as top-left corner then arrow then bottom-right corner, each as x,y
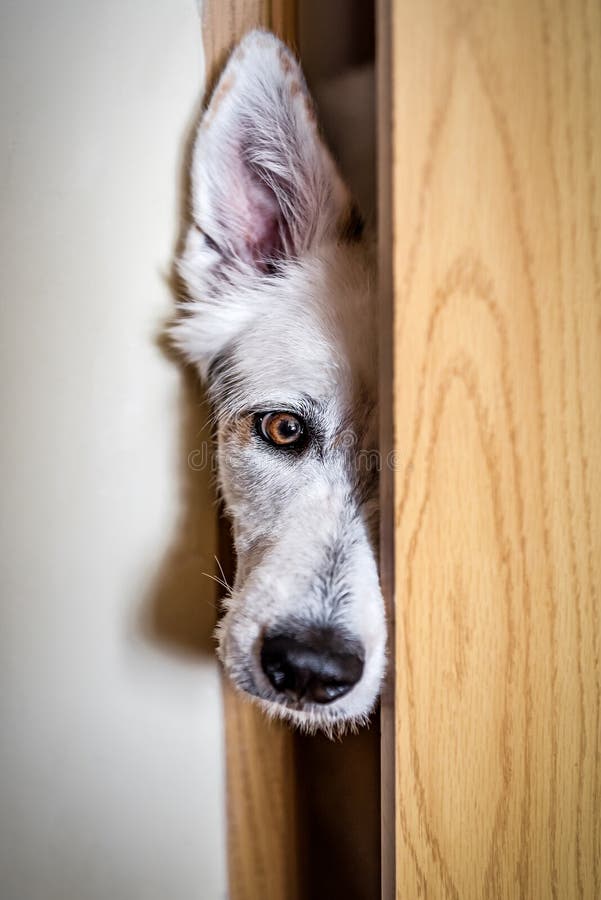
380,0 -> 601,896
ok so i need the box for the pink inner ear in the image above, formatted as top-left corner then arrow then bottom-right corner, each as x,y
218,147 -> 284,271
245,183 -> 284,269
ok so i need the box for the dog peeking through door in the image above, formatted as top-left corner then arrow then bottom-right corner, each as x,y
172,30 -> 385,735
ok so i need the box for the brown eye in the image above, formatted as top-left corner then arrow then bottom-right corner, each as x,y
257,412 -> 306,448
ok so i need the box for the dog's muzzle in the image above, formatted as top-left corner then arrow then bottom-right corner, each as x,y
260,626 -> 364,705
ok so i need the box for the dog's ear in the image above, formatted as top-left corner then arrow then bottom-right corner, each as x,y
189,30 -> 351,270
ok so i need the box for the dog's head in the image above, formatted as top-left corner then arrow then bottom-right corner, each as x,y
173,30 -> 386,734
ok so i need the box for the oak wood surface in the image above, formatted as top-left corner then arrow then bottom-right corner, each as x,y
390,0 -> 601,897
201,5 -> 299,900
203,0 -> 296,87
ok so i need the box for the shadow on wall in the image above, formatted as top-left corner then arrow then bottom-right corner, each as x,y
139,83 -> 221,662
141,362 -> 219,659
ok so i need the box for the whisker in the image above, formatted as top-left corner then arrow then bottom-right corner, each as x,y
201,571 -> 230,594
214,555 -> 232,591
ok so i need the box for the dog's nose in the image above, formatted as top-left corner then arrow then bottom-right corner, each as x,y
260,629 -> 364,704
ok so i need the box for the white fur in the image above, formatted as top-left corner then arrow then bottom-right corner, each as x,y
173,30 -> 386,734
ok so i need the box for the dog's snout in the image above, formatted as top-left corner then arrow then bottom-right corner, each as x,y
260,629 -> 364,704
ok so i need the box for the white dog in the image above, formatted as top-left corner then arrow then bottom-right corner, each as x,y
173,30 -> 386,734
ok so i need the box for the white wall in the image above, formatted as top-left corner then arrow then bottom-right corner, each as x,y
0,2 -> 227,898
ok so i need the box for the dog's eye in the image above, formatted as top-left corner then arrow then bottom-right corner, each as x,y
256,412 -> 306,449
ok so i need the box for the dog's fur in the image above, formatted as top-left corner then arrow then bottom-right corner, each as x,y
173,30 -> 386,735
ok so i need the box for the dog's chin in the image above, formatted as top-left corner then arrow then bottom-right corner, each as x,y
254,694 -> 377,739
224,670 -> 380,738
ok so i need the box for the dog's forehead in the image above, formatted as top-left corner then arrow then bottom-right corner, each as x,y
210,247 -> 377,417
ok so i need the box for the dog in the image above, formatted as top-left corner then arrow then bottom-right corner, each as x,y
173,30 -> 386,735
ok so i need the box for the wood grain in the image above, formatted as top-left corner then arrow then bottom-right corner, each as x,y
222,679 -> 299,900
201,5 -> 300,900
203,0 -> 296,89
389,0 -> 601,896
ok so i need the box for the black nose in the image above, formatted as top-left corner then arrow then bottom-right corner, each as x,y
260,628 -> 364,704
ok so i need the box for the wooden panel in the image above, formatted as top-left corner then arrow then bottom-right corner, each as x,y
201,5 -> 299,900
376,0 -> 396,898
389,0 -> 601,897
222,680 -> 299,900
203,0 -> 296,84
